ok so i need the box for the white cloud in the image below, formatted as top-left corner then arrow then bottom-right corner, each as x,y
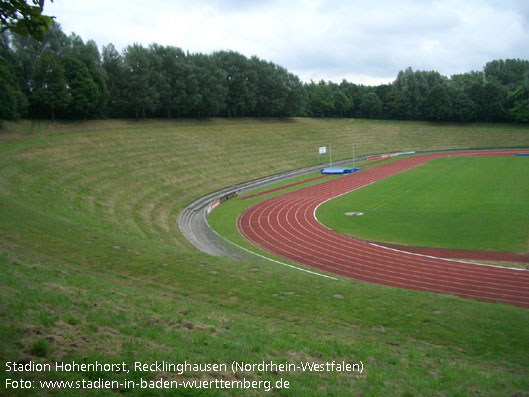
45,0 -> 529,85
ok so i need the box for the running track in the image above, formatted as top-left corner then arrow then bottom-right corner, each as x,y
238,150 -> 529,308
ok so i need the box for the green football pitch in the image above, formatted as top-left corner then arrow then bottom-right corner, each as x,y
316,156 -> 529,253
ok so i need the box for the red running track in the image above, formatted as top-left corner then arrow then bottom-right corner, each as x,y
238,150 -> 529,308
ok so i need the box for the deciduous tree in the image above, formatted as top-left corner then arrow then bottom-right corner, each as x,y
30,50 -> 69,120
123,43 -> 158,120
425,84 -> 452,121
359,91 -> 382,119
62,55 -> 98,119
0,0 -> 54,40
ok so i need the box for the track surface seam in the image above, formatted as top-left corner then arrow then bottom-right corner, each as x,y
238,150 -> 529,308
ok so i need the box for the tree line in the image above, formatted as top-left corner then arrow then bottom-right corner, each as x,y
1,23 -> 528,123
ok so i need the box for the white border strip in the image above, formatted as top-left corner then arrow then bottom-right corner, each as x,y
204,204 -> 337,280
369,242 -> 528,272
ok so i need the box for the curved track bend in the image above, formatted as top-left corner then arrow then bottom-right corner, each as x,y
238,150 -> 529,308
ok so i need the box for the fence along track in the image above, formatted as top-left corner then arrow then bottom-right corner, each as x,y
178,146 -> 529,266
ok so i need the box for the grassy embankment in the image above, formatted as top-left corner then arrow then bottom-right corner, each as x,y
1,118 -> 529,396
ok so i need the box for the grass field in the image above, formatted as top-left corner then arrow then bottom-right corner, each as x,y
317,156 -> 529,253
1,118 -> 529,396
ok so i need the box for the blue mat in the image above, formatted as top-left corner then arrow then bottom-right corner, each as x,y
321,167 -> 361,174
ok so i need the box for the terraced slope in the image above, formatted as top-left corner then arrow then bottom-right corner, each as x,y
3,118 -> 528,250
1,119 -> 529,396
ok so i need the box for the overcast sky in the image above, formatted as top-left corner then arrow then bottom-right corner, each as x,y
45,0 -> 529,85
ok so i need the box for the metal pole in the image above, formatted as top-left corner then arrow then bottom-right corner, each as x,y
329,143 -> 332,168
353,143 -> 355,169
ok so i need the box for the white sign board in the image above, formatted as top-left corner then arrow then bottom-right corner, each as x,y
319,146 -> 327,154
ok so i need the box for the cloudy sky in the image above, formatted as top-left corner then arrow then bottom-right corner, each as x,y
45,0 -> 529,85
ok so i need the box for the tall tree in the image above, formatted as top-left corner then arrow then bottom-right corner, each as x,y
30,50 -> 69,120
0,55 -> 27,119
149,44 -> 173,118
64,36 -> 108,117
188,53 -> 227,117
149,44 -> 188,118
214,50 -> 257,117
309,80 -> 334,118
468,80 -> 507,122
424,84 -> 452,121
359,91 -> 382,119
123,43 -> 158,120
332,84 -> 351,118
252,57 -> 289,117
507,81 -> 529,123
383,87 -> 410,120
181,61 -> 201,117
9,22 -> 66,97
338,80 -> 362,117
102,43 -> 127,117
62,55 -> 98,119
484,59 -> 529,90
448,87 -> 477,122
283,72 -> 305,116
393,67 -> 445,119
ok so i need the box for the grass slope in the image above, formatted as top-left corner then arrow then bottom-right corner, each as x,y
1,119 -> 529,396
317,156 -> 529,252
